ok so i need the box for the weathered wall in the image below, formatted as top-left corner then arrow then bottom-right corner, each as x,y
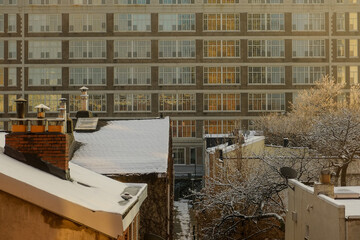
113,173 -> 173,240
285,181 -> 346,240
0,190 -> 115,240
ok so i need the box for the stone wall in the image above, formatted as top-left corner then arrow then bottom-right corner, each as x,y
112,172 -> 173,240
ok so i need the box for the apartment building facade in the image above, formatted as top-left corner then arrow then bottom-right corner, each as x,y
0,0 -> 358,177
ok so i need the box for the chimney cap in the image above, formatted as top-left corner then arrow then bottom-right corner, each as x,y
34,104 -> 50,111
15,98 -> 27,103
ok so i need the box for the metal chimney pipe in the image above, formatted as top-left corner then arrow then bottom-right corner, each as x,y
15,98 -> 27,119
80,86 -> 89,111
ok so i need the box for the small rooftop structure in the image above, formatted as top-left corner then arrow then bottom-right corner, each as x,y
72,118 -> 170,175
0,146 -> 147,239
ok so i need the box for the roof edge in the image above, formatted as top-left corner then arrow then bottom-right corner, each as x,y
0,171 -> 123,238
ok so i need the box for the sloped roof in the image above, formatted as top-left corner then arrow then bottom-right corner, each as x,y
0,146 -> 147,238
72,118 -> 170,175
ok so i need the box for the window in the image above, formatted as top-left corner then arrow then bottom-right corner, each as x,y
336,13 -> 345,31
8,94 -> 16,113
29,68 -> 62,86
0,41 -> 3,59
337,39 -> 345,57
204,93 -> 241,111
0,67 -> 3,86
248,40 -> 284,58
292,66 -> 325,84
173,148 -> 185,164
337,66 -> 346,84
114,0 -> 149,4
159,93 -> 196,111
248,66 -> 285,84
204,14 -> 240,31
160,0 -> 194,4
159,66 -> 195,85
248,14 -> 284,31
293,0 -> 323,3
248,93 -> 285,111
0,95 -> 3,112
292,40 -> 325,57
115,66 -> 151,85
69,67 -> 106,85
204,40 -> 240,58
69,94 -> 106,112
8,14 -> 16,33
0,0 -> 17,4
28,94 -> 61,112
204,66 -> 240,85
8,68 -> 16,86
71,0 -> 105,4
114,94 -> 151,112
204,0 -> 239,3
292,13 -> 325,31
29,0 -> 61,4
248,0 -> 283,3
204,120 -> 237,134
190,148 -> 196,164
28,14 -> 62,32
28,40 -> 62,59
69,40 -> 106,59
349,39 -> 358,57
350,66 -> 358,85
159,40 -> 195,58
159,14 -> 195,31
114,14 -> 150,32
0,14 -> 4,32
114,40 -> 151,59
69,14 -> 106,32
171,120 -> 196,138
8,40 -> 16,59
349,13 -> 358,31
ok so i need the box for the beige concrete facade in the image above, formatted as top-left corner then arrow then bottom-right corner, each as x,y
285,180 -> 360,240
0,0 -> 359,176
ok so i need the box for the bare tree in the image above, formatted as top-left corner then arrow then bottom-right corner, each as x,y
192,147 -> 323,240
308,108 -> 360,186
256,76 -> 360,186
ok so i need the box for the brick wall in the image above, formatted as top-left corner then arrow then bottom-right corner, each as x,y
5,133 -> 73,171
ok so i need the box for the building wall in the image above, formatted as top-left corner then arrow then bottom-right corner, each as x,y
112,173 -> 173,240
285,181 -> 346,240
0,0 -> 359,176
0,190 -> 116,240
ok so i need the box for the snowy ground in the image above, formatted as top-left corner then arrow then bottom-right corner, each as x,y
173,199 -> 192,240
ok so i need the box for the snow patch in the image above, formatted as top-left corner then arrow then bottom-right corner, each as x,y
174,199 -> 191,240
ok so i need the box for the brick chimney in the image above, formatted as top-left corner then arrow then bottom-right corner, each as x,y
4,98 -> 74,180
314,170 -> 334,198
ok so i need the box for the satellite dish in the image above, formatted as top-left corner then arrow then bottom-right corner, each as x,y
280,167 -> 297,179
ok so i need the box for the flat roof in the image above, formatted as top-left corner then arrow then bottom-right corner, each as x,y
72,118 -> 170,174
334,186 -> 360,218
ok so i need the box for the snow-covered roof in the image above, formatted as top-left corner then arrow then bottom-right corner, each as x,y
206,134 -> 265,154
290,180 -> 360,218
72,118 -> 170,174
0,147 -> 147,238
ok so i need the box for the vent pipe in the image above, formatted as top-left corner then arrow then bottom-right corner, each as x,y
15,98 -> 27,119
283,138 -> 289,147
80,86 -> 89,111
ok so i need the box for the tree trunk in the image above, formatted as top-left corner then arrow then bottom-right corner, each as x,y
340,164 -> 349,186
